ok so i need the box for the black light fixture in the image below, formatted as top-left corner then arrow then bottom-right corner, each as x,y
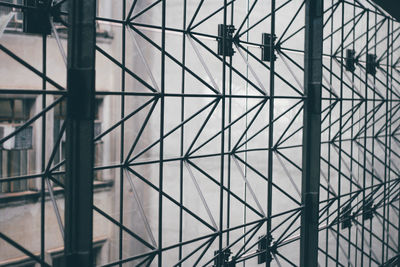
345,49 -> 357,72
363,197 -> 374,221
261,33 -> 277,62
217,24 -> 236,57
23,0 -> 51,34
213,249 -> 235,267
257,235 -> 274,264
366,54 -> 377,76
341,204 -> 352,229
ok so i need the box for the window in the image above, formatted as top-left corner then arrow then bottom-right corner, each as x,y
0,98 -> 34,193
94,98 -> 103,180
0,0 -> 112,38
0,0 -> 23,31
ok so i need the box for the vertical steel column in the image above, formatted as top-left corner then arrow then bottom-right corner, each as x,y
300,0 -> 323,266
64,0 -> 96,265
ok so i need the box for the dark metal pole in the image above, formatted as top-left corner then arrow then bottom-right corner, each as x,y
300,0 -> 323,266
64,0 -> 96,265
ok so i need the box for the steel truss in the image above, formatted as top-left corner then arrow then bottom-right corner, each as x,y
0,0 -> 399,266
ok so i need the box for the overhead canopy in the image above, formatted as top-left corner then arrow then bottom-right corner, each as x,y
372,0 -> 400,21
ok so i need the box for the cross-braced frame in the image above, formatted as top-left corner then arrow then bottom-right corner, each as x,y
0,0 -> 399,266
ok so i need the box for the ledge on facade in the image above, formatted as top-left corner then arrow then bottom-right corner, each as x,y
0,253 -> 37,267
0,236 -> 107,267
4,24 -> 113,44
0,180 -> 114,207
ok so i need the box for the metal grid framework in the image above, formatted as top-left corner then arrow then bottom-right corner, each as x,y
0,0 -> 400,266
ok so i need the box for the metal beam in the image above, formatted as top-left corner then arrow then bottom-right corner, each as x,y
371,0 -> 400,22
64,0 -> 96,265
300,0 -> 323,266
